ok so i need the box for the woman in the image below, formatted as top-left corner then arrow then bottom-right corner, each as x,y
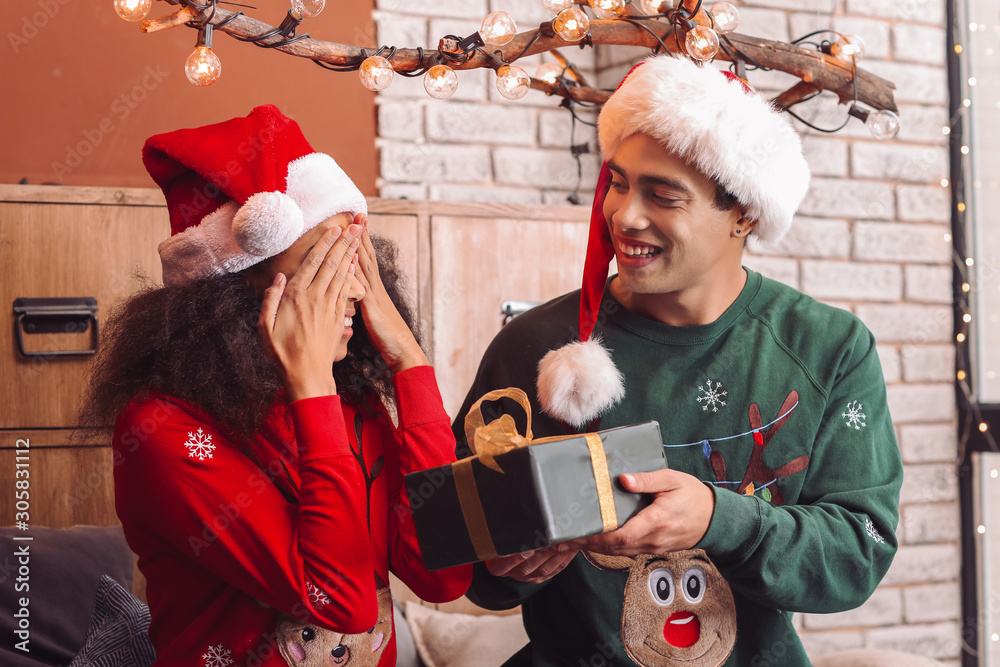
80,105 -> 470,666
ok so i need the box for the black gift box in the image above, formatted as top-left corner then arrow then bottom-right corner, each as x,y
404,389 -> 667,571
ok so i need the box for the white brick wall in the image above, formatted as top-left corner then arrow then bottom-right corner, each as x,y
374,0 -> 961,662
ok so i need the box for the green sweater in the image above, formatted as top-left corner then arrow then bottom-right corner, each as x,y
453,270 -> 902,667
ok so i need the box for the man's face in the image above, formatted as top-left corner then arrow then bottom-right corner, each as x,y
603,133 -> 745,301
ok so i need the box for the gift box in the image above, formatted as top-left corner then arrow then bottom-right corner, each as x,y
405,388 -> 667,571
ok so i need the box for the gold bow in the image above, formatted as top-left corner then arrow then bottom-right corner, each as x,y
463,388 -> 534,473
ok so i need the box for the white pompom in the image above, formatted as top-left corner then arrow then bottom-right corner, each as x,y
537,338 -> 625,429
232,191 -> 305,257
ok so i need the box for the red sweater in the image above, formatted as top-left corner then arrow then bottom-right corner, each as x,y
113,365 -> 471,667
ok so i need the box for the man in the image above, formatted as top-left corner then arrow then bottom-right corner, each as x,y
453,55 -> 902,666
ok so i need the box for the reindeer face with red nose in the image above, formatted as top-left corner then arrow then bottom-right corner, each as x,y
586,549 -> 736,667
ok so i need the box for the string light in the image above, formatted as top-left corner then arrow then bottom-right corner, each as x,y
185,25 -> 222,87
979,524 -> 988,534
536,62 -> 563,85
964,98 -> 972,107
965,313 -> 974,323
958,333 -> 967,342
943,126 -> 952,135
959,370 -> 968,381
942,178 -> 950,187
686,25 -> 720,61
991,469 -> 999,479
290,0 -> 325,19
967,257 -> 975,266
962,145 -> 971,154
969,77 -> 978,86
496,64 -> 531,100
955,44 -> 964,54
588,0 -> 627,19
359,56 -> 394,91
831,33 -> 865,62
944,233 -> 952,242
114,0 -> 151,21
866,109 -> 900,140
424,65 -> 459,99
480,11 -> 517,46
963,282 -> 972,292
710,2 -> 740,34
958,202 -> 967,212
980,422 -> 989,432
553,7 -> 591,42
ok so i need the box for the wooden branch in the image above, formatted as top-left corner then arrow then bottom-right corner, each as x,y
141,6 -> 196,33
772,80 -> 822,109
170,3 -> 896,112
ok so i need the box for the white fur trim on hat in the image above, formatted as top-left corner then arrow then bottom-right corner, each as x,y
286,152 -> 368,227
537,338 -> 625,429
232,191 -> 305,257
598,56 -> 810,244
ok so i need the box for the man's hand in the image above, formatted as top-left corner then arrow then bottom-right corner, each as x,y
485,543 -> 580,584
577,468 -> 716,556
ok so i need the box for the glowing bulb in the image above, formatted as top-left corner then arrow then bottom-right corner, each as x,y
941,178 -> 949,187
958,202 -> 967,212
542,0 -> 575,16
832,33 -> 865,62
993,633 -> 1000,642
980,422 -> 989,432
969,77 -> 978,86
979,524 -> 987,534
290,0 -> 325,19
686,25 -> 720,61
955,44 -> 963,54
966,257 -> 975,266
991,469 -> 998,478
710,2 -> 740,34
424,65 -> 459,99
964,313 -> 973,323
481,11 -> 517,46
553,7 -> 591,42
957,333 -> 966,342
114,0 -> 151,21
640,0 -> 674,14
866,109 -> 900,141
496,64 -> 531,100
958,370 -> 967,380
186,46 -> 222,86
963,282 -> 971,292
961,145 -> 970,154
536,62 -> 564,85
359,56 -> 394,91
942,126 -> 951,135
589,0 -> 626,19
944,233 -> 952,242
963,98 -> 972,107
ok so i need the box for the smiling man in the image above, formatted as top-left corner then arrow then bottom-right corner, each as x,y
453,55 -> 902,666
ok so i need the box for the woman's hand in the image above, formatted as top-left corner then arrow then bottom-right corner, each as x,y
258,224 -> 361,401
352,213 -> 429,373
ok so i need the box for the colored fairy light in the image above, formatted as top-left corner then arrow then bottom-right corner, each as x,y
710,2 -> 740,34
553,7 -> 591,42
686,25 -> 720,61
536,62 -> 563,85
496,65 -> 531,100
481,11 -> 517,46
290,0 -> 325,19
359,56 -> 394,91
424,65 -> 458,99
114,0 -> 151,21
589,0 -> 626,19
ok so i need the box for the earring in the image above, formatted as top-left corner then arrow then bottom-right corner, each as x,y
735,228 -> 742,235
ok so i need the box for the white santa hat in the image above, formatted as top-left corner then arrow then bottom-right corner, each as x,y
537,55 -> 811,429
143,104 -> 367,286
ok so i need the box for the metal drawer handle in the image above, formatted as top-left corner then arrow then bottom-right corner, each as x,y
13,297 -> 99,358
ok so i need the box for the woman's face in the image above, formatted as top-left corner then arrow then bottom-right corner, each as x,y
249,211 -> 366,363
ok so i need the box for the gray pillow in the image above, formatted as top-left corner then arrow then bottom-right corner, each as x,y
0,525 -> 135,667
69,575 -> 155,667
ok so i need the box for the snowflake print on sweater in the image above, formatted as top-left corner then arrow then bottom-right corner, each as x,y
842,400 -> 867,430
865,517 -> 886,544
696,379 -> 728,412
202,644 -> 233,667
185,428 -> 216,460
306,580 -> 330,608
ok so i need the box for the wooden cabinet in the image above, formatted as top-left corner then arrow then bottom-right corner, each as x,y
1,187 -> 590,530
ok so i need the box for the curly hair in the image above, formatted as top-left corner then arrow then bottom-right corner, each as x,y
78,234 -> 420,442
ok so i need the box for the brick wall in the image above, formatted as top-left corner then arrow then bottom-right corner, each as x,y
376,0 -> 961,663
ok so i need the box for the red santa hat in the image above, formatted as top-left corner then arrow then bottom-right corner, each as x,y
143,104 -> 367,286
537,55 -> 811,429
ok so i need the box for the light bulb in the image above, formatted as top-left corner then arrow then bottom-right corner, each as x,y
640,0 -> 674,15
186,46 -> 222,86
481,11 -> 517,46
359,56 -> 394,91
496,64 -> 531,100
542,0 -> 575,16
685,25 -> 719,61
424,65 -> 459,99
114,0 -> 151,21
866,109 -> 900,140
589,0 -> 626,19
536,62 -> 564,85
553,7 -> 591,42
290,0 -> 325,19
710,2 -> 739,33
832,33 -> 865,62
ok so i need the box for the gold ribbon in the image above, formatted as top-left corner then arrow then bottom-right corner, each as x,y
454,387 -> 618,562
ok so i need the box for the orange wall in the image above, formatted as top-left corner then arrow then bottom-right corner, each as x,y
1,0 -> 377,193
